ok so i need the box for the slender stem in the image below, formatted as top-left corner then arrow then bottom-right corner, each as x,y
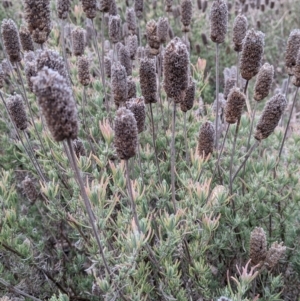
60,19 -> 72,84
137,142 -> 144,185
232,140 -> 260,182
278,86 -> 299,160
229,118 -> 241,195
24,131 -> 47,183
66,139 -> 111,277
237,52 -> 240,88
171,101 -> 177,213
184,112 -> 188,163
82,86 -> 87,131
138,18 -> 142,46
246,101 -> 258,151
216,123 -> 230,182
215,43 -> 220,149
16,62 -> 47,156
156,51 -> 164,117
244,80 -> 249,94
149,103 -> 162,184
0,278 -> 42,301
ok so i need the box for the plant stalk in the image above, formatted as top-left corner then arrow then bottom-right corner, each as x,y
137,142 -> 144,185
171,101 -> 177,213
184,112 -> 189,163
215,43 -> 220,149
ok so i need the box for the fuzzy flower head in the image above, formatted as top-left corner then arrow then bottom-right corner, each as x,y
210,0 -> 228,44
127,34 -> 138,60
225,87 -> 245,124
140,58 -> 157,104
157,17 -> 169,44
181,80 -> 195,112
240,29 -> 265,81
254,93 -> 286,141
19,25 -> 34,52
163,37 -> 189,102
135,0 -> 143,19
292,49 -> 300,87
22,176 -> 38,202
126,8 -> 137,34
77,56 -> 90,86
1,19 -> 21,63
109,15 -> 121,44
181,0 -> 192,32
6,95 -> 27,131
198,121 -> 215,159
250,227 -> 267,265
232,14 -> 248,52
126,97 -> 146,133
32,67 -> 78,142
127,77 -> 137,100
146,20 -> 160,55
111,62 -> 128,107
119,45 -> 132,76
254,63 -> 274,101
81,0 -> 97,19
114,107 -> 138,160
285,29 -> 300,75
72,27 -> 86,57
57,0 -> 71,19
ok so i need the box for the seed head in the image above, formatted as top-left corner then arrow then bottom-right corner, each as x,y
57,0 -> 71,19
265,242 -> 286,269
77,56 -> 90,86
24,56 -> 37,93
210,0 -> 228,44
126,97 -> 145,133
24,0 -> 52,44
6,95 -> 28,131
135,0 -> 143,19
225,87 -> 245,124
249,227 -> 267,265
81,0 -> 97,19
104,56 -> 111,78
285,29 -> 300,75
119,45 -> 132,76
181,80 -> 195,112
114,107 -> 138,160
36,49 -> 70,85
213,93 -> 226,116
233,14 -> 248,52
32,67 -> 78,142
109,0 -> 118,16
292,50 -> 300,87
146,20 -> 160,55
111,62 -> 128,107
19,25 -> 34,52
0,65 -> 4,89
157,17 -> 169,44
254,63 -> 274,101
1,19 -> 21,63
127,34 -> 138,60
99,0 -> 110,12
240,29 -> 265,81
109,15 -> 121,44
254,93 -> 286,141
198,121 -> 215,159
72,27 -> 86,56
140,58 -> 157,104
73,139 -> 86,158
201,33 -> 208,46
181,0 -> 192,32
165,0 -> 173,12
163,37 -> 189,102
126,8 -> 137,34
22,176 -> 38,202
127,77 -> 137,99
224,77 -> 236,100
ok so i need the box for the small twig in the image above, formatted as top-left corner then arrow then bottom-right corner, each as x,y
137,142 -> 145,185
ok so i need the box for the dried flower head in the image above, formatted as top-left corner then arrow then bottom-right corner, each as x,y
119,45 -> 132,76
19,25 -> 34,52
36,49 -> 70,85
157,17 -> 169,44
225,87 -> 245,124
99,0 -> 110,12
163,37 -> 189,102
165,0 -> 173,12
135,0 -> 143,19
181,80 -> 195,112
210,0 -> 228,44
292,50 -> 300,87
25,57 -> 37,93
1,59 -> 12,76
72,27 -> 86,56
146,20 -> 160,55
0,65 -> 4,89
126,97 -> 145,133
255,93 -> 286,141
114,107 -> 138,160
198,121 -> 215,158
127,34 -> 138,60
127,76 -> 137,99
224,77 -> 236,100
111,62 -> 128,107
109,15 -> 121,44
32,67 -> 78,142
24,0 -> 52,44
57,0 -> 71,19
249,227 -> 267,265
254,63 -> 274,101
73,139 -> 86,158
265,242 -> 286,269
109,0 -> 118,16
126,8 -> 137,34
22,176 -> 38,202
81,0 -> 97,19
1,19 -> 21,63
181,0 -> 192,32
104,56 -> 111,78
201,33 -> 208,46
140,58 -> 157,104
285,29 -> 300,75
240,29 -> 265,81
77,56 -> 90,86
6,94 -> 27,130
233,14 -> 248,52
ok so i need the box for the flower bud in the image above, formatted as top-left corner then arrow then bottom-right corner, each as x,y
140,58 -> 157,104
250,227 -> 267,265
19,25 -> 34,52
126,97 -> 145,133
254,63 -> 274,101
72,27 -> 86,56
225,87 -> 245,124
77,56 -> 90,86
198,121 -> 215,158
210,0 -> 228,44
6,94 -> 28,130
